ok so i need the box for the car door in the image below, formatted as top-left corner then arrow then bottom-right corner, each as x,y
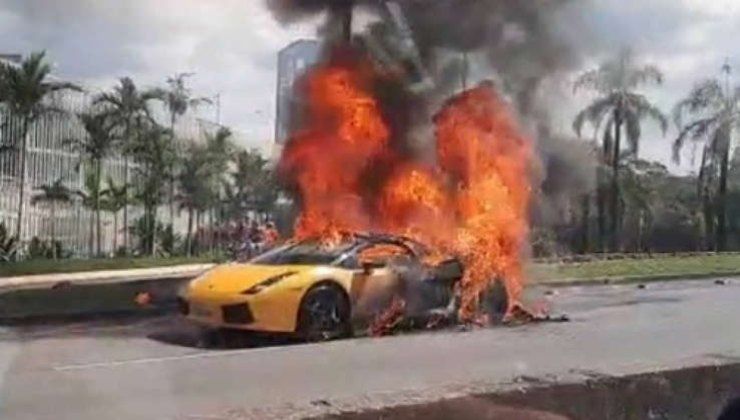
347,241 -> 415,321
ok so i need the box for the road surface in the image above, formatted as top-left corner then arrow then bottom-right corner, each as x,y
0,277 -> 739,419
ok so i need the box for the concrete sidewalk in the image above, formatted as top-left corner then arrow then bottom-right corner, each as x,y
0,264 -> 214,291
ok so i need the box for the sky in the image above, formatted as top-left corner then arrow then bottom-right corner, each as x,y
1,0 -> 739,172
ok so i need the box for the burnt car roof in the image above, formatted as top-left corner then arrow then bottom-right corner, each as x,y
352,232 -> 430,253
288,231 -> 432,257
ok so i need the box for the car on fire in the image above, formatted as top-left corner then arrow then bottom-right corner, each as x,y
178,232 -> 507,341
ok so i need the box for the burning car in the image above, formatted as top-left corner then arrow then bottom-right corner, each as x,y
178,232 -> 508,341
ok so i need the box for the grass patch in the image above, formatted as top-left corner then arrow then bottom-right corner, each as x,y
0,255 -> 223,278
531,254 -> 740,284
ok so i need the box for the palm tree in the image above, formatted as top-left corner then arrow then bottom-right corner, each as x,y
573,49 -> 668,251
75,171 -> 104,256
30,179 -> 73,259
0,51 -> 81,243
203,128 -> 233,251
100,177 -> 128,254
225,149 -> 279,220
673,65 -> 739,250
177,144 -> 212,256
128,121 -> 176,256
158,73 -> 212,227
65,111 -> 117,255
93,77 -> 161,253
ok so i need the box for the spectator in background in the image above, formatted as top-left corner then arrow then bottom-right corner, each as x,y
248,220 -> 264,256
262,221 -> 280,248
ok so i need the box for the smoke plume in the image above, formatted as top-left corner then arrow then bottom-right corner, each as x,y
266,0 -> 597,236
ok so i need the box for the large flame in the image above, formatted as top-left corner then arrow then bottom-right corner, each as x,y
279,55 -> 389,241
280,53 -> 533,320
434,84 -> 533,319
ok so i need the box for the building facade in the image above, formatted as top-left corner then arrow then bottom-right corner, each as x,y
274,39 -> 321,146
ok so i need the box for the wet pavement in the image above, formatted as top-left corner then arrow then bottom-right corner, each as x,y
0,277 -> 739,419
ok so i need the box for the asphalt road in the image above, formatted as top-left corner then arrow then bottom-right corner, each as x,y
1,277 -> 739,420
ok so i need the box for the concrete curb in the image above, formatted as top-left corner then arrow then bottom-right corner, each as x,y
0,263 -> 215,291
538,271 -> 740,288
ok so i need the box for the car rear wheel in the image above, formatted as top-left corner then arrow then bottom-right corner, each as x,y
481,280 -> 509,324
298,285 -> 351,342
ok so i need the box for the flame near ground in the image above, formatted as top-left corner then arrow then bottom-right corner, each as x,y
279,52 -> 533,322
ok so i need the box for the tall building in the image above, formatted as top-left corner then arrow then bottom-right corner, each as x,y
274,39 -> 321,146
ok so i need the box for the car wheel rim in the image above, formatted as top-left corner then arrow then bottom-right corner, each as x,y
306,291 -> 342,337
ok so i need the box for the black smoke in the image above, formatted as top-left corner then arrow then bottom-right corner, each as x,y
266,0 -> 598,239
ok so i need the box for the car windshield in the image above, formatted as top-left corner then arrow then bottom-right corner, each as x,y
250,241 -> 355,266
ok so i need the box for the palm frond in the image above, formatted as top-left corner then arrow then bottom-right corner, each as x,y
672,117 -> 718,164
627,64 -> 664,88
46,81 -> 83,94
572,93 -> 618,137
672,79 -> 724,128
626,93 -> 668,135
573,69 -> 604,94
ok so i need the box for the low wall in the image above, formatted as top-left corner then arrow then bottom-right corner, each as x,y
327,363 -> 740,420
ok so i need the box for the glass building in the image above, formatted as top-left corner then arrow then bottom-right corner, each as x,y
274,39 -> 321,146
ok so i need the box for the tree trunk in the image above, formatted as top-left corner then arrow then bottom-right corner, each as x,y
50,201 -> 57,260
702,190 -> 715,251
330,2 -> 352,42
95,160 -> 102,257
610,109 -> 623,252
123,121 -> 131,255
113,212 -> 119,254
195,209 -> 201,256
716,127 -> 731,251
209,208 -> 215,254
15,118 -> 30,251
96,207 -> 102,257
637,209 -> 644,252
186,207 -> 193,257
169,116 -> 176,229
596,127 -> 611,253
150,205 -> 158,257
88,207 -> 94,257
580,193 -> 591,254
716,144 -> 730,251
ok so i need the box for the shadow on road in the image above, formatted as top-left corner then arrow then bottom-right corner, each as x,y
147,323 -> 301,350
1,310 -> 303,352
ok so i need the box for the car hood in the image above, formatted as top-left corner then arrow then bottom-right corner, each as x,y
189,263 -> 311,295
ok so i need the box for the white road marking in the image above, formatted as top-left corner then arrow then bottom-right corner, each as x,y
52,347 -> 280,372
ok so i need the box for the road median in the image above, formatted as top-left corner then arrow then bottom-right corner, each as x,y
1,253 -> 739,321
0,264 -> 213,322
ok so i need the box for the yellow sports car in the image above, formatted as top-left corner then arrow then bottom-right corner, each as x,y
178,233 -> 506,341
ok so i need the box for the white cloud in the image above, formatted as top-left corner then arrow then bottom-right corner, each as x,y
0,0 -> 738,172
0,0 -> 319,152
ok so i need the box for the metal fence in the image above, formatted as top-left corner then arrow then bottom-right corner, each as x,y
0,89 -> 232,257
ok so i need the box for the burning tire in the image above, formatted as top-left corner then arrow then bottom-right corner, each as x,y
297,284 -> 352,342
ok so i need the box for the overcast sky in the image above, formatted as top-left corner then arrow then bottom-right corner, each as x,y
1,0 -> 739,172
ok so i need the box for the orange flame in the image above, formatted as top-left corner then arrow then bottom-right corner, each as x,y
279,55 -> 389,240
434,83 -> 533,319
280,54 -> 533,321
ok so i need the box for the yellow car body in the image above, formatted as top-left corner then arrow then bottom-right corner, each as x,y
180,262 -> 357,333
179,235 -> 449,336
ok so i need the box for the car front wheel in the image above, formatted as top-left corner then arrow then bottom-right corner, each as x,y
297,284 -> 351,342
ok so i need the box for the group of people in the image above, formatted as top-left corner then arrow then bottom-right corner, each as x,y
232,219 -> 281,260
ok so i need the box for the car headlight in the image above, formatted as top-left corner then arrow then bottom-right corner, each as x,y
242,271 -> 296,295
